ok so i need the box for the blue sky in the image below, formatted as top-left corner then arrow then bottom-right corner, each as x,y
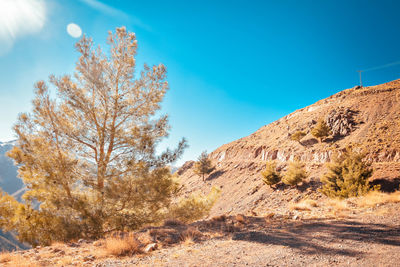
1,0 -> 400,165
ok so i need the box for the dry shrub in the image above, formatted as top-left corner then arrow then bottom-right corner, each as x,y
104,232 -> 142,256
282,161 -> 308,186
168,187 -> 220,223
356,191 -> 400,208
321,149 -> 373,198
261,161 -> 281,187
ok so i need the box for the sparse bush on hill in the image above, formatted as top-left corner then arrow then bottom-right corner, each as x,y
290,131 -> 306,144
311,118 -> 331,142
0,27 -> 215,246
261,161 -> 281,188
194,151 -> 214,182
282,160 -> 308,187
320,149 -> 374,198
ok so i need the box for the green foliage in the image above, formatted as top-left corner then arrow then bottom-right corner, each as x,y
290,131 -> 306,143
320,149 -> 374,198
0,27 -> 191,245
194,151 -> 214,182
282,161 -> 308,186
261,161 -> 281,188
167,187 -> 220,223
311,119 -> 331,142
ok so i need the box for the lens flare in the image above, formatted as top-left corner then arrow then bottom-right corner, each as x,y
67,23 -> 82,38
0,0 -> 46,55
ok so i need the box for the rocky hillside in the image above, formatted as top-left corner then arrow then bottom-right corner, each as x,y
178,79 -> 400,216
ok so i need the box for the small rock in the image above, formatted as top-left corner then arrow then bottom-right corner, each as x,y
78,239 -> 86,244
293,215 -> 299,220
144,243 -> 158,253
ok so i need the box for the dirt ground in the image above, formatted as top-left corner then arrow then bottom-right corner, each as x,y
94,211 -> 400,267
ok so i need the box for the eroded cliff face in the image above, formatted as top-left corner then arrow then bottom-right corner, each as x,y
178,80 -> 400,216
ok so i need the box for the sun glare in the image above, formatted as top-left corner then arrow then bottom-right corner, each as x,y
0,0 -> 45,54
67,23 -> 82,38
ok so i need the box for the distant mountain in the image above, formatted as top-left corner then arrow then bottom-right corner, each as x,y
0,140 -> 23,195
0,140 -> 29,251
0,230 -> 29,251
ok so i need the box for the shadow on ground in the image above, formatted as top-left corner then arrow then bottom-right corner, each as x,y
207,170 -> 225,181
231,217 -> 400,257
370,178 -> 400,192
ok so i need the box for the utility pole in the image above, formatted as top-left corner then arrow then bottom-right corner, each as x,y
357,70 -> 363,87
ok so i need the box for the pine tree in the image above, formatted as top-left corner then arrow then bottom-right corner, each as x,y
320,149 -> 373,198
261,161 -> 281,188
290,131 -> 306,144
0,27 -> 193,245
194,151 -> 214,182
282,160 -> 308,187
311,118 -> 331,142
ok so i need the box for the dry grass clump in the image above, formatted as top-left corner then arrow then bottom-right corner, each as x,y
355,191 -> 400,208
0,252 -> 13,263
290,199 -> 318,211
322,198 -> 352,218
179,227 -> 203,245
326,198 -> 351,211
325,191 -> 400,211
0,252 -> 39,267
104,232 -> 142,256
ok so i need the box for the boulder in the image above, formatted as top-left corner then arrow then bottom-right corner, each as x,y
326,107 -> 358,137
